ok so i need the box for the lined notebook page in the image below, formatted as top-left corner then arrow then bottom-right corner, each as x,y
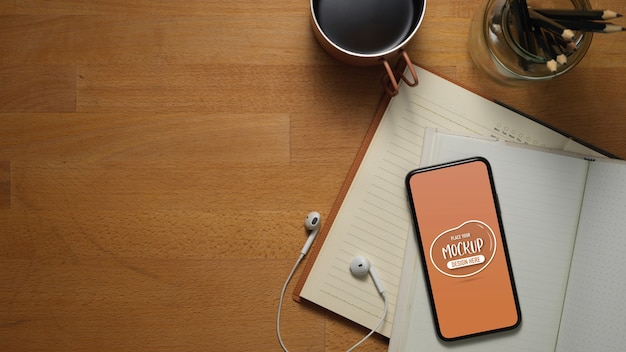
391,131 -> 590,351
556,160 -> 626,351
299,66 -> 598,337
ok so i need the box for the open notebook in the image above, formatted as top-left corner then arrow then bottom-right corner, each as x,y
389,130 -> 626,351
293,65 -> 607,337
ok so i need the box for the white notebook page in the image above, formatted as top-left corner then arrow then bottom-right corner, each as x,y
298,66 -> 600,337
392,131 -> 590,351
555,160 -> 626,351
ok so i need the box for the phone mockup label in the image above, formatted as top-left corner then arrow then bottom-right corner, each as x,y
430,219 -> 496,278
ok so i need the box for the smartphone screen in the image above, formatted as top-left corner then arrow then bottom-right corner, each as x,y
405,157 -> 521,341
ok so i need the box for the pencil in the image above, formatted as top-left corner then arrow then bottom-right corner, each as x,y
533,28 -> 558,73
529,9 -> 576,41
553,19 -> 625,33
517,0 -> 533,37
543,29 -> 567,65
535,9 -> 622,20
509,0 -> 531,62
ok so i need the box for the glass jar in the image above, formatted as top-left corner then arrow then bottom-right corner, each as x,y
468,0 -> 593,85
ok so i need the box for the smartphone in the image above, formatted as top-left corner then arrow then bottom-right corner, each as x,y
405,157 -> 521,341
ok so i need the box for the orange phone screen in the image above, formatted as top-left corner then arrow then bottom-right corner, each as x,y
406,157 -> 520,341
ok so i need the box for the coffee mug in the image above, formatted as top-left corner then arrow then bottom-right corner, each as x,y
310,0 -> 427,95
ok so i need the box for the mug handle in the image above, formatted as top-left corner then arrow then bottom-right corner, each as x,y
381,50 -> 419,96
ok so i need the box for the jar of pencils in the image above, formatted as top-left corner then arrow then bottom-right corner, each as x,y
469,0 -> 594,85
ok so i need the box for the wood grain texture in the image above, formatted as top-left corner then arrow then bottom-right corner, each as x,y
1,0 -> 625,351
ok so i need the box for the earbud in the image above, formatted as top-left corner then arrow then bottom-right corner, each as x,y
350,256 -> 385,294
300,211 -> 321,256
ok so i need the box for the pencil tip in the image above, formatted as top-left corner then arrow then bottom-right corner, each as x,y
562,29 -> 575,41
605,10 -> 622,19
605,24 -> 626,33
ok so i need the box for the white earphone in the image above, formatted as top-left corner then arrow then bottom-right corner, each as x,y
300,211 -> 321,256
350,255 -> 385,294
277,212 -> 388,351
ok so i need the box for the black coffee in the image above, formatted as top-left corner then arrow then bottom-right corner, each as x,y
314,0 -> 421,55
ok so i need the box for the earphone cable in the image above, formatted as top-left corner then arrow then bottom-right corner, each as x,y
277,253 -> 388,352
276,253 -> 304,352
346,291 -> 388,352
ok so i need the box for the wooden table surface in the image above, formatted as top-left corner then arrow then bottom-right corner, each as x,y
1,1 -> 625,351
